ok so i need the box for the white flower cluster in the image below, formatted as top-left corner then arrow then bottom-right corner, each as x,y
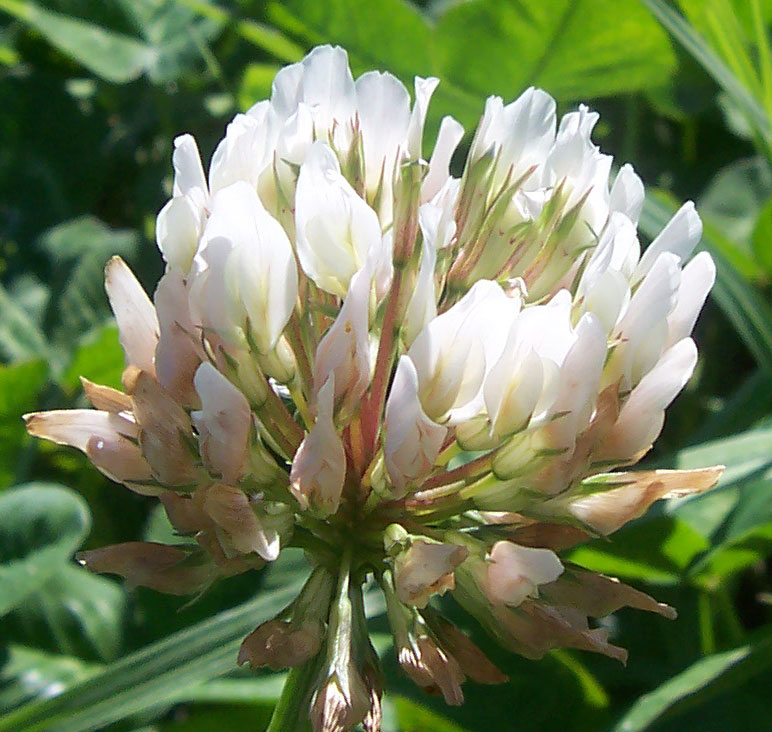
26,46 -> 722,732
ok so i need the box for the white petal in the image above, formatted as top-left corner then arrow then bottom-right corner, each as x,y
156,195 -> 204,275
214,181 -> 298,352
171,134 -> 207,198
408,280 -> 506,422
299,45 -> 356,143
422,115 -> 464,202
634,202 -> 702,284
209,113 -> 276,194
192,363 -> 252,483
356,70 -> 411,195
602,338 -> 698,460
295,141 -> 382,297
105,256 -> 159,375
403,233 -> 438,347
667,252 -> 716,346
609,164 -> 644,225
407,76 -> 440,159
384,356 -> 448,495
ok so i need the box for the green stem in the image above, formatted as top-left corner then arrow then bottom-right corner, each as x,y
265,661 -> 316,732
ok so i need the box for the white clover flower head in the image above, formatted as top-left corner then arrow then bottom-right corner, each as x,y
25,45 -> 724,732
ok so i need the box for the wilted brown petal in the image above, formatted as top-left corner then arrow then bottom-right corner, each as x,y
77,542 -> 214,595
427,614 -> 507,685
203,483 -> 279,561
238,618 -> 323,670
540,568 -> 676,619
80,378 -> 133,412
123,366 -> 198,485
394,540 -> 468,608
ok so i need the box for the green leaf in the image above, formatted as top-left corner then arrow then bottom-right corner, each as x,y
0,282 -> 49,363
177,0 -> 304,63
115,0 -> 222,83
238,62 -> 282,112
434,0 -> 676,103
0,0 -> 153,83
641,190 -> 772,372
640,0 -> 772,149
61,325 -> 125,395
751,195 -> 772,275
567,516 -> 709,585
0,359 -> 48,489
612,634 -> 772,731
1,565 -> 127,662
265,0 -> 433,78
392,695 -> 473,732
698,156 -> 771,277
0,550 -> 308,732
38,217 -> 139,349
0,646 -> 101,715
0,484 -> 91,618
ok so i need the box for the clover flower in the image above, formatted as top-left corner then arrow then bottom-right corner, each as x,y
25,45 -> 723,732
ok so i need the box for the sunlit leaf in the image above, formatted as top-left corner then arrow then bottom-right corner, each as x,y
612,634 -> 772,731
0,484 -> 90,618
435,0 -> 676,103
0,0 -> 153,83
0,360 -> 48,489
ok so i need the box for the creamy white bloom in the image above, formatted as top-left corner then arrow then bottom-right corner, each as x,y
385,355 -> 448,494
296,142 -> 383,297
104,256 -> 159,376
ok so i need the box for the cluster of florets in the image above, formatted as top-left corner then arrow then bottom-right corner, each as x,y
26,46 -> 722,732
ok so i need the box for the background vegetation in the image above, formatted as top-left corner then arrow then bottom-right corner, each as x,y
1,0 -> 771,730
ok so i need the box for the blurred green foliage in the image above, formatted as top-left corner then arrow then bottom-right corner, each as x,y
0,1 -> 771,730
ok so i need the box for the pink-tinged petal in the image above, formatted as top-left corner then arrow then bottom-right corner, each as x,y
104,256 -> 159,375
289,376 -> 346,516
427,615 -> 507,685
393,539 -> 467,608
24,409 -> 139,451
541,569 -> 676,619
569,466 -> 723,536
486,541 -> 564,607
85,434 -> 155,494
153,270 -> 202,406
192,362 -> 251,483
312,265 -> 372,415
385,356 -> 448,495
